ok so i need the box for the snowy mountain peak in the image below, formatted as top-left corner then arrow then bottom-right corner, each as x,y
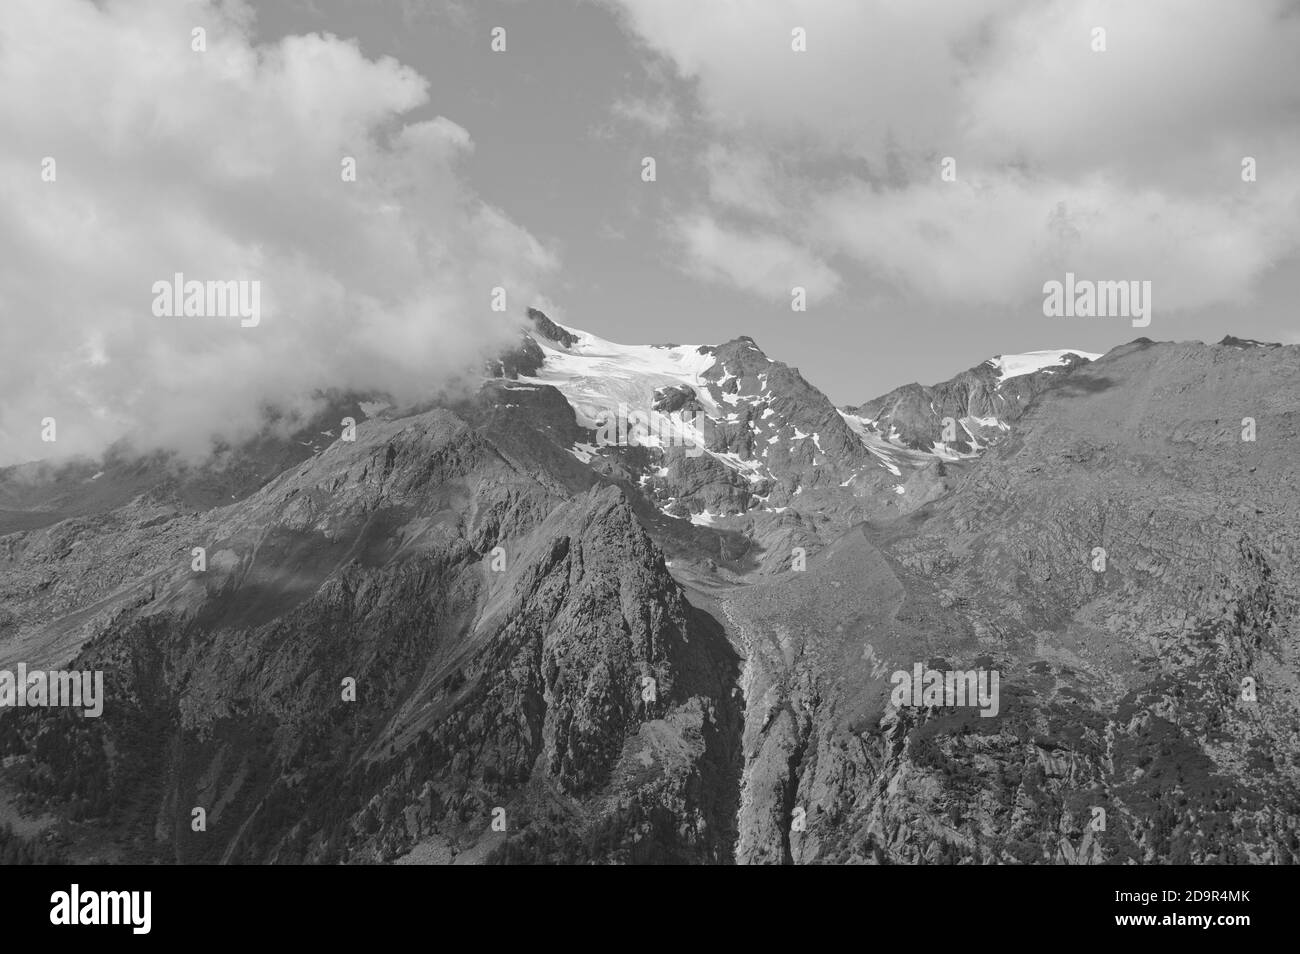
519,320 -> 719,425
495,311 -> 1106,535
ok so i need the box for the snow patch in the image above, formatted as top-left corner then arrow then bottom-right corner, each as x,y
986,349 -> 1101,384
521,325 -> 720,421
569,442 -> 599,463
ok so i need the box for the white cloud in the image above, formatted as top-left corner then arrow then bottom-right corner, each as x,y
812,170 -> 1300,309
607,0 -> 1300,313
672,214 -> 840,301
611,94 -> 679,134
604,0 -> 1000,153
703,145 -> 789,221
957,1 -> 1300,181
0,0 -> 556,465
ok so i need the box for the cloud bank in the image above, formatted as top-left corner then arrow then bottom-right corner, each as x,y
0,0 -> 555,465
606,0 -> 1300,314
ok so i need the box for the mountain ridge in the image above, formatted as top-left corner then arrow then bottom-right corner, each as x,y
1,317 -> 1297,865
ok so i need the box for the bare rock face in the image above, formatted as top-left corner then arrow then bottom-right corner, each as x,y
652,384 -> 700,415
526,306 -> 579,348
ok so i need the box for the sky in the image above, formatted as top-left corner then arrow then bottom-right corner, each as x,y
2,0 -> 1299,465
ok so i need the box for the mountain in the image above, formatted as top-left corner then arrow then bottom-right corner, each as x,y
843,348 -> 1100,457
1,316 -> 1297,865
727,337 -> 1300,863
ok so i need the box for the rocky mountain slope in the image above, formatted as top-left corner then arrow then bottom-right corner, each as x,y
730,337 -> 1300,863
1,316 -> 1296,865
844,349 -> 1100,456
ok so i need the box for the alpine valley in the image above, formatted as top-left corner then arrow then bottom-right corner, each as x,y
1,312 -> 1297,865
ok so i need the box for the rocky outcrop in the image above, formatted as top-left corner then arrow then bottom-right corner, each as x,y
846,352 -> 1093,453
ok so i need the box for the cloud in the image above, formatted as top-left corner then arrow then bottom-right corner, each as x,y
811,170 -> 1300,310
956,1 -> 1300,181
702,145 -> 789,221
611,94 -> 679,134
606,0 -> 1300,314
672,214 -> 841,301
0,0 -> 556,466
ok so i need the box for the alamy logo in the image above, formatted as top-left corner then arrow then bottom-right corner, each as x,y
0,665 -> 104,717
592,403 -> 706,458
1043,272 -> 1151,328
890,663 -> 1000,718
50,885 -> 150,934
151,272 -> 261,327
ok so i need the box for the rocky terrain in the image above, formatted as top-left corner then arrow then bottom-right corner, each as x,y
1,314 -> 1296,864
725,338 -> 1300,864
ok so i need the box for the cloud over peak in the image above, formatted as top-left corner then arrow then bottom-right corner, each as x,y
0,0 -> 555,465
